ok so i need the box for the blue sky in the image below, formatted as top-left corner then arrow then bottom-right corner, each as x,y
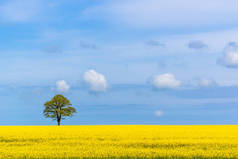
1,0 -> 238,125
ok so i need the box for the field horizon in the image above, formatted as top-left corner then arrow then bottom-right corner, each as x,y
0,124 -> 238,126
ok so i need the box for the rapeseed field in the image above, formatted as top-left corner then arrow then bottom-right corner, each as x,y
0,125 -> 237,159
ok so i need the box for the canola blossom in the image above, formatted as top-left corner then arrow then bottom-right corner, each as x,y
0,125 -> 237,158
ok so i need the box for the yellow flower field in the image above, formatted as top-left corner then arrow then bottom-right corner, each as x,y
0,125 -> 237,159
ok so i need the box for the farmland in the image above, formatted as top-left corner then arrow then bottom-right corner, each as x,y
0,125 -> 237,158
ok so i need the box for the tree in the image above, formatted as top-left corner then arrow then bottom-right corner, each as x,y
43,94 -> 76,126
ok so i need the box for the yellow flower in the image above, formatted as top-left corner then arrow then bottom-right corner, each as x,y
0,125 -> 237,158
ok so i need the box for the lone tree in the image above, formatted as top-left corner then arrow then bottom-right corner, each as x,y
43,94 -> 76,126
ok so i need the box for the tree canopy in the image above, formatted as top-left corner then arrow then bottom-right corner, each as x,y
43,94 -> 76,126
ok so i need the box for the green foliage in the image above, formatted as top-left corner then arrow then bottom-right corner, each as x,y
43,94 -> 76,125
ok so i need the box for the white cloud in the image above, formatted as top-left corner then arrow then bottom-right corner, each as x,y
151,73 -> 181,89
56,80 -> 70,92
199,79 -> 216,87
82,0 -> 238,29
217,42 -> 238,68
83,69 -> 107,92
154,110 -> 164,117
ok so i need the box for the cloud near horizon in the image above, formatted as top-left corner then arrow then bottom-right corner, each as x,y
199,79 -> 217,87
154,110 -> 164,117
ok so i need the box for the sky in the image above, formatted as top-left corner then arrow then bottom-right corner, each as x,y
0,0 -> 238,125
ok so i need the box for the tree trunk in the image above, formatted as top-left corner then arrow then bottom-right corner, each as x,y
57,118 -> 61,126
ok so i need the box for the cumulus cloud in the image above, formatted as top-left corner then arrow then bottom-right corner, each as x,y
151,73 -> 181,89
154,110 -> 164,117
188,40 -> 208,50
217,42 -> 238,68
56,80 -> 70,92
83,69 -> 107,92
